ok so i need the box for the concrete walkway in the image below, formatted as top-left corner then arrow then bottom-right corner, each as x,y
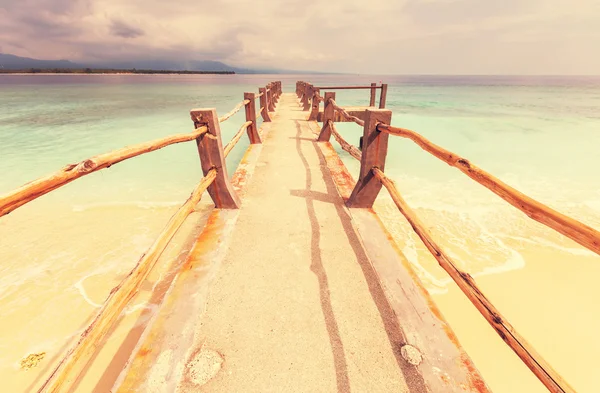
190,94 -> 410,392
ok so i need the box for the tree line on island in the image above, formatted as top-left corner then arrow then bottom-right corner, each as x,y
0,68 -> 235,75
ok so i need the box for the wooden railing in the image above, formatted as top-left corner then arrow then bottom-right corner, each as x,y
295,81 -> 388,122
0,80 -> 281,393
302,81 -> 600,393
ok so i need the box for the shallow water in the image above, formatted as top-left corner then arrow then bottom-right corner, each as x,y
1,74 -> 599,391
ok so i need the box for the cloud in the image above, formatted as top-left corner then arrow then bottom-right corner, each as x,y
0,0 -> 599,73
109,19 -> 144,38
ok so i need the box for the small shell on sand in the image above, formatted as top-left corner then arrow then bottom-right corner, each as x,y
400,345 -> 423,366
20,352 -> 46,370
186,348 -> 224,386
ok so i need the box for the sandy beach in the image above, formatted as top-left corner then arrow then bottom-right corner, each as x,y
0,200 -> 214,392
431,239 -> 600,392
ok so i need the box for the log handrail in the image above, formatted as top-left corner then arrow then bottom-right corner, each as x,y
315,85 -> 383,90
0,127 -> 208,217
376,123 -> 600,256
372,167 -> 575,393
328,98 -> 366,126
256,92 -> 264,98
38,168 -> 218,393
218,99 -> 251,123
223,121 -> 252,158
329,121 -> 362,161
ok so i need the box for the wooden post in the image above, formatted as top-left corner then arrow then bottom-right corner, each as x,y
190,109 -> 241,209
317,92 -> 336,142
303,83 -> 312,111
244,92 -> 261,144
379,83 -> 388,109
259,87 -> 272,122
300,82 -> 307,104
309,88 -> 320,121
270,82 -> 279,106
266,84 -> 275,112
369,82 -> 377,107
346,109 -> 392,208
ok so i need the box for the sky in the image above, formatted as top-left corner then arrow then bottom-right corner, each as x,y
0,0 -> 599,74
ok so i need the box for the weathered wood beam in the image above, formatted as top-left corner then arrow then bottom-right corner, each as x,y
317,92 -> 336,142
379,83 -> 388,109
0,127 -> 208,217
346,109 -> 392,208
244,92 -> 261,144
223,121 -> 252,158
308,88 -> 321,121
191,108 -> 241,209
258,87 -> 272,122
369,82 -> 377,106
377,123 -> 600,256
316,107 -> 370,123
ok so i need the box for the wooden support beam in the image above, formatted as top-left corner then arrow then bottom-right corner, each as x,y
244,92 -> 261,144
369,82 -> 377,107
379,83 -> 388,109
318,92 -> 336,142
303,83 -> 312,111
259,87 -> 272,122
191,108 -> 241,209
308,88 -> 320,121
266,84 -> 275,112
347,109 -> 392,208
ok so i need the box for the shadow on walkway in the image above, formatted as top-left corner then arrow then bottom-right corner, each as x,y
292,117 -> 428,392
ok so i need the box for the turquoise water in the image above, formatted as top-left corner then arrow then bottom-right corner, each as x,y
1,74 -> 600,285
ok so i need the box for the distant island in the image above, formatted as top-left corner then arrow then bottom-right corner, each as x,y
0,68 -> 235,75
0,53 -> 322,75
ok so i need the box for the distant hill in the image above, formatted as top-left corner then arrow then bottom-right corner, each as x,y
0,53 -> 309,74
0,53 -> 81,70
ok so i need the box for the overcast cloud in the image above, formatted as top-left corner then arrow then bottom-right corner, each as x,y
0,0 -> 599,74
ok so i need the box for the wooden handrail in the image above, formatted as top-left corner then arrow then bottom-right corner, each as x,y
377,123 -> 600,256
37,168 -> 218,393
315,85 -> 383,90
256,92 -> 264,98
219,99 -> 250,123
224,121 -> 252,158
0,127 -> 208,217
328,98 -> 366,126
372,167 -> 575,393
256,106 -> 264,119
329,121 -> 362,161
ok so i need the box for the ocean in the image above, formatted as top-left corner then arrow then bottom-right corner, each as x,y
1,74 -> 599,392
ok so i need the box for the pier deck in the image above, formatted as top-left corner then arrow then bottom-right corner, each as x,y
181,93 -> 411,391
113,94 -> 484,392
